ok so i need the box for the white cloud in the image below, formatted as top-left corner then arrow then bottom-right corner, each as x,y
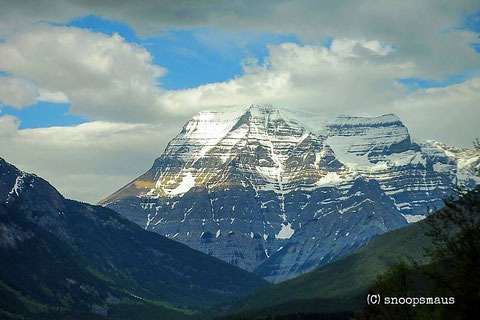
0,27 -> 417,122
0,77 -> 38,108
391,77 -> 480,147
37,89 -> 69,103
160,41 -> 413,115
0,114 -> 20,136
0,24 -> 166,122
0,77 -> 69,107
159,41 -> 479,146
0,4 -> 478,124
0,116 -> 182,203
2,72 -> 479,204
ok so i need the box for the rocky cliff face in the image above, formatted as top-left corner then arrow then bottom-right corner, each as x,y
100,105 -> 480,282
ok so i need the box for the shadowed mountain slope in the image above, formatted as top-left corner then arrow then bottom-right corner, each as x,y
0,157 -> 267,319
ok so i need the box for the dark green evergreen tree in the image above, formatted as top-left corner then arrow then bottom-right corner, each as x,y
418,187 -> 480,319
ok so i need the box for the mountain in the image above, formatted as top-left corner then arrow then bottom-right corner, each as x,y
100,105 -> 480,282
0,157 -> 267,319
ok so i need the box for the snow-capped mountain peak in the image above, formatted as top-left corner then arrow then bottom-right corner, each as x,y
100,105 -> 479,281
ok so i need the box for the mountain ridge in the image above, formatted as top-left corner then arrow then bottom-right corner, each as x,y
100,104 -> 480,282
0,156 -> 267,319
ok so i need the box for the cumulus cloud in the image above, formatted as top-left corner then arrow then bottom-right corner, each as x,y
0,24 -> 166,122
0,116 -> 182,203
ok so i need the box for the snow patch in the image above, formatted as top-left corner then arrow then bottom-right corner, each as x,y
403,214 -> 426,223
163,172 -> 196,196
275,222 -> 295,239
9,173 -> 26,197
326,136 -> 372,167
316,172 -> 343,186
